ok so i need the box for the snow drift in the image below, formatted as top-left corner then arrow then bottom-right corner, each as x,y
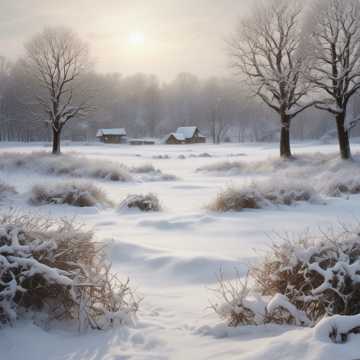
0,152 -> 132,181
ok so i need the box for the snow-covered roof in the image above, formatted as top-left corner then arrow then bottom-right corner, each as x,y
161,132 -> 185,143
175,127 -> 198,139
169,132 -> 185,141
96,128 -> 127,137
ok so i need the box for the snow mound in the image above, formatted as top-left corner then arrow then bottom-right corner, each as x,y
314,315 -> 360,343
0,152 -> 132,182
209,180 -> 320,212
118,193 -> 161,212
30,182 -> 112,207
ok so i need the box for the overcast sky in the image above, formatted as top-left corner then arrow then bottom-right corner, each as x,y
0,0 -> 250,81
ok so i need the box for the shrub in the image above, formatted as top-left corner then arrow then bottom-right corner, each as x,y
209,181 -> 319,212
322,176 -> 360,197
0,182 -> 17,200
212,227 -> 360,343
118,193 -> 161,212
0,214 -> 138,330
30,182 -> 112,207
211,271 -> 266,327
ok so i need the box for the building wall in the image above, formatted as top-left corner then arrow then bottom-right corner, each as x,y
99,135 -> 127,144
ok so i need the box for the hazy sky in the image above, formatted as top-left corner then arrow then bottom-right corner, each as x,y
0,0 -> 250,81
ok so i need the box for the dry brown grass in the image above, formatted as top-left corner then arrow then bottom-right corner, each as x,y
212,226 -> 360,342
30,182 -> 113,207
209,182 -> 318,212
0,214 -> 138,330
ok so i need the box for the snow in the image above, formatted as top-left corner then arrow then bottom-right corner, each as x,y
96,128 -> 127,137
1,141 -> 360,359
175,126 -> 197,139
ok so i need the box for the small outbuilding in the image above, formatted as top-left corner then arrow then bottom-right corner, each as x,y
163,126 -> 206,145
96,128 -> 127,144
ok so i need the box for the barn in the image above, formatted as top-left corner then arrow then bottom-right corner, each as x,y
96,128 -> 127,144
163,126 -> 206,145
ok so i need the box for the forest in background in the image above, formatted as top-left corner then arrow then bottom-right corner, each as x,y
0,56 -> 353,143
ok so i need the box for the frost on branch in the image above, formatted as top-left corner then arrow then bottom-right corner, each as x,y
211,271 -> 267,327
0,215 -> 138,330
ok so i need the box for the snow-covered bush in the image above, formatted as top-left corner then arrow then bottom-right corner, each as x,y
0,152 -> 132,182
211,272 -> 266,327
0,182 -> 17,201
322,175 -> 360,197
30,183 -> 112,207
209,181 -> 319,212
212,227 -> 360,342
118,193 -> 161,212
0,214 -> 138,330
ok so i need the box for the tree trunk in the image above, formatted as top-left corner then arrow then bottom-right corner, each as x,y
336,113 -> 351,160
280,115 -> 292,158
52,128 -> 61,155
211,110 -> 216,144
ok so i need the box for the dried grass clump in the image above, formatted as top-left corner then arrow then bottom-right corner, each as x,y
30,183 -> 112,207
0,214 -> 138,330
209,182 -> 319,212
211,271 -> 266,327
323,176 -> 360,197
0,152 -> 132,182
118,193 -> 161,212
212,227 -> 360,343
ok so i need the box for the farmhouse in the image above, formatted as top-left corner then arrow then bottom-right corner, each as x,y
163,126 -> 206,145
96,128 -> 127,144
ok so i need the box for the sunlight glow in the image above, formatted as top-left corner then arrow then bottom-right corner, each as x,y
128,31 -> 145,46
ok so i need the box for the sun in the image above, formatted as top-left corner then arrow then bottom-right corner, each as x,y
128,31 -> 145,46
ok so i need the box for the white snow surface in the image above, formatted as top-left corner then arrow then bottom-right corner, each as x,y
96,128 -> 127,137
1,141 -> 360,359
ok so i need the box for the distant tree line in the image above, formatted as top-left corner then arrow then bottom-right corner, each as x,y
1,0 -> 360,157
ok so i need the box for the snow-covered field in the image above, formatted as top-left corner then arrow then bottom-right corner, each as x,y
1,141 -> 360,360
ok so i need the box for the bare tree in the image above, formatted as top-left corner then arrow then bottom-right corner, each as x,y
309,0 -> 360,160
24,27 -> 94,154
228,0 -> 314,158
